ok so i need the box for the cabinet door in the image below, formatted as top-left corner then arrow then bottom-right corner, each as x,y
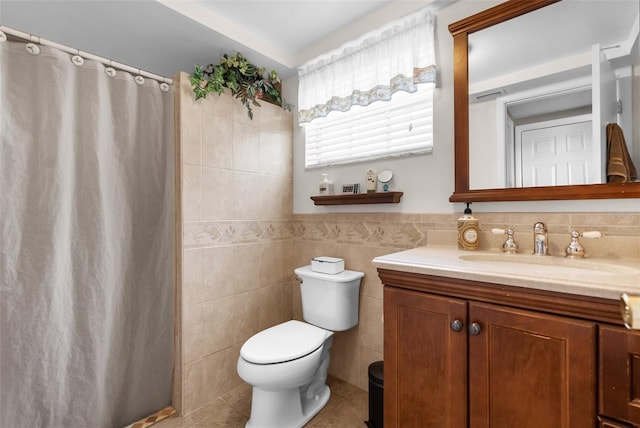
600,325 -> 640,425
468,302 -> 597,428
384,287 -> 467,428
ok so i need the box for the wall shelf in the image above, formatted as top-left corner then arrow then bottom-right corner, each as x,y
311,191 -> 403,205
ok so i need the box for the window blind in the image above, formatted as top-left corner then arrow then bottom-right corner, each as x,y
304,83 -> 434,168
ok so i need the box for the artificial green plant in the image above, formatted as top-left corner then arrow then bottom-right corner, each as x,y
189,52 -> 283,120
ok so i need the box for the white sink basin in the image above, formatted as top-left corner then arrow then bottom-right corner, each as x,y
372,246 -> 640,299
458,253 -> 640,276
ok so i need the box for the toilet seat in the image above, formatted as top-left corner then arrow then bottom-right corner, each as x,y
240,320 -> 328,364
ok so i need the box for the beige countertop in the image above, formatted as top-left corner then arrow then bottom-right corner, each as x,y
372,246 -> 640,300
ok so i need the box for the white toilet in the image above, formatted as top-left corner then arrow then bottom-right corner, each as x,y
237,263 -> 364,428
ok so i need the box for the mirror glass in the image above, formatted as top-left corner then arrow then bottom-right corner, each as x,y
467,0 -> 639,190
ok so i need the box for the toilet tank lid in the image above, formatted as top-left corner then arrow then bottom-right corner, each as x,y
240,320 -> 329,364
295,265 -> 364,282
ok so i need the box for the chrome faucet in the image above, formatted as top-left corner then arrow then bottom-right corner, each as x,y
533,222 -> 549,256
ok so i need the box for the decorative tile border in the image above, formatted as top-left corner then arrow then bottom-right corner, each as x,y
290,212 -> 640,257
364,221 -> 425,247
183,220 -> 295,248
293,212 -> 640,238
182,212 -> 639,250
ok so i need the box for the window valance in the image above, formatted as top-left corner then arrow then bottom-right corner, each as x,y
297,8 -> 436,124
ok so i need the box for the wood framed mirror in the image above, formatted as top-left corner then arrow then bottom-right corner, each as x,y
448,0 -> 640,202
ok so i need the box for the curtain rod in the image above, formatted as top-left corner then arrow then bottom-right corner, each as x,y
0,25 -> 173,85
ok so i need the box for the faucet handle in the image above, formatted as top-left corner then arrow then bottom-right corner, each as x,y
581,231 -> 603,239
491,228 -> 518,253
565,230 -> 603,258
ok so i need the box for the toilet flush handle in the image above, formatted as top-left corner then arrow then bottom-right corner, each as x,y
296,276 -> 303,284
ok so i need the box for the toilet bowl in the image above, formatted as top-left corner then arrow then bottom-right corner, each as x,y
237,264 -> 364,428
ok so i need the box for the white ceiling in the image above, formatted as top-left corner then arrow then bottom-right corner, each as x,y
469,0 -> 640,85
467,0 -> 639,119
0,0 -> 433,79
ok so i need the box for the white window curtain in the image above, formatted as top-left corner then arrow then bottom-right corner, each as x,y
0,40 -> 174,427
297,7 -> 436,124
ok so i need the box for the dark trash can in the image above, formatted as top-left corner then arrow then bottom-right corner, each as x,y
365,360 -> 384,428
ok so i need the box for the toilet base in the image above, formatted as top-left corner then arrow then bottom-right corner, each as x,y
246,384 -> 330,428
301,384 -> 331,426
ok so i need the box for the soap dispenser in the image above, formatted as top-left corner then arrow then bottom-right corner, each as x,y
458,203 -> 480,251
319,174 -> 334,195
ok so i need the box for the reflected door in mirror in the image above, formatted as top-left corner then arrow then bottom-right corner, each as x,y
516,118 -> 595,187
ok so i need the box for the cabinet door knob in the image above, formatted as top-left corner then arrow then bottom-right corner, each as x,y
450,319 -> 464,332
468,322 -> 482,335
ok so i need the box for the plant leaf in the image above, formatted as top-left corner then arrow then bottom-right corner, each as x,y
190,52 -> 285,119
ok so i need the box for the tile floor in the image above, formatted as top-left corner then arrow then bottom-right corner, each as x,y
156,376 -> 370,427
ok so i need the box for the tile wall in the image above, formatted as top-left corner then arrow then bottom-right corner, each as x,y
175,72 -> 295,414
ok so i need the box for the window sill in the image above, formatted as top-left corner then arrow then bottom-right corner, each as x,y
310,192 -> 403,205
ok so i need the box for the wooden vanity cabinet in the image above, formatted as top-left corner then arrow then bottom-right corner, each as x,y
380,269 -> 627,428
384,286 -> 596,428
599,326 -> 640,426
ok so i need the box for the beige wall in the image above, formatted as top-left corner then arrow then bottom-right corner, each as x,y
175,72 -> 295,414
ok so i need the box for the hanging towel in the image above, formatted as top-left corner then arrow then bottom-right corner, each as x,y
606,123 -> 638,183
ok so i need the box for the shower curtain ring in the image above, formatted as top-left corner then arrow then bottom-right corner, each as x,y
26,43 -> 40,55
71,50 -> 84,66
105,60 -> 117,77
135,75 -> 145,85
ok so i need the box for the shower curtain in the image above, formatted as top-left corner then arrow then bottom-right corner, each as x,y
0,40 -> 174,427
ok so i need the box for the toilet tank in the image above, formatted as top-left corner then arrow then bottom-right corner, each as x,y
294,265 -> 364,331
